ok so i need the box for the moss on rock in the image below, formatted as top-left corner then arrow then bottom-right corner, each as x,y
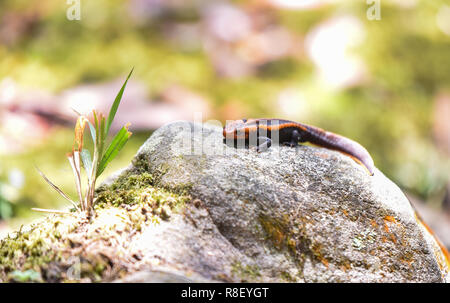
231,261 -> 261,282
0,170 -> 190,282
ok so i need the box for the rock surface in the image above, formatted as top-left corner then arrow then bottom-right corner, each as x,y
2,120 -> 449,282
109,121 -> 449,282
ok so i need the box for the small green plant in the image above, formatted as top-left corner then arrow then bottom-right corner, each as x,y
34,69 -> 134,217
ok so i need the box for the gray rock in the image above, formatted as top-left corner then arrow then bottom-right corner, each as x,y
114,270 -> 216,283
114,121 -> 450,282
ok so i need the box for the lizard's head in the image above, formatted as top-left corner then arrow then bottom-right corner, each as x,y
223,119 -> 254,144
223,119 -> 248,137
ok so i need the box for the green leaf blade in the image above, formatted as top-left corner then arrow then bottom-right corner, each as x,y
105,68 -> 133,138
87,120 -> 96,143
81,149 -> 93,179
99,115 -> 106,156
96,125 -> 132,177
35,166 -> 78,209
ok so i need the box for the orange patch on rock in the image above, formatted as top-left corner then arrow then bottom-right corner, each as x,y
390,234 -> 397,244
383,222 -> 390,234
384,215 -> 397,223
383,216 -> 399,244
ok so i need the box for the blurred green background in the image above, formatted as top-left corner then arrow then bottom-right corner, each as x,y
1,0 -> 450,234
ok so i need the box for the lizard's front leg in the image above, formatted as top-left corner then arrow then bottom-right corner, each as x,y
256,136 -> 272,152
282,129 -> 303,147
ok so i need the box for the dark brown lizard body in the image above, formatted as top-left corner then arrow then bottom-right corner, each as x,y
223,118 -> 375,175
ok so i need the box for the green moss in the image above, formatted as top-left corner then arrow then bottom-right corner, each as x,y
111,172 -> 155,190
0,215 -> 117,282
280,271 -> 295,282
129,155 -> 194,195
8,269 -> 43,283
91,168 -> 191,248
0,222 -> 65,281
231,261 -> 261,282
0,207 -> 131,282
0,175 -> 187,283
131,154 -> 151,174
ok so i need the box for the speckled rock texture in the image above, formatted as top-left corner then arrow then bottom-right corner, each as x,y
112,121 -> 450,282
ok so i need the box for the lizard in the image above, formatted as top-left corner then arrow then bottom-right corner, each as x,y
223,118 -> 375,176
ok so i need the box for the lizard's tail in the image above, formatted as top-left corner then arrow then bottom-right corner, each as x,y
298,123 -> 375,176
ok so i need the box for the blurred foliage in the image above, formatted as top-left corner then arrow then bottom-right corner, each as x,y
0,0 -> 449,225
0,190 -> 13,220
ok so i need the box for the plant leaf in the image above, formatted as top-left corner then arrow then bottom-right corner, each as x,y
99,114 -> 106,156
104,68 -> 133,138
97,124 -> 132,177
70,107 -> 83,117
93,110 -> 99,130
67,152 -> 83,208
74,116 -> 88,152
35,166 -> 78,209
87,120 -> 96,144
93,110 -> 100,146
81,149 -> 93,180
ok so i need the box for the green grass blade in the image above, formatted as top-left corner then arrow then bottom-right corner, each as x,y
99,115 -> 106,156
93,111 -> 100,147
96,125 -> 132,177
67,152 -> 83,207
81,149 -> 93,179
35,166 -> 78,209
105,68 -> 133,138
87,120 -> 96,143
